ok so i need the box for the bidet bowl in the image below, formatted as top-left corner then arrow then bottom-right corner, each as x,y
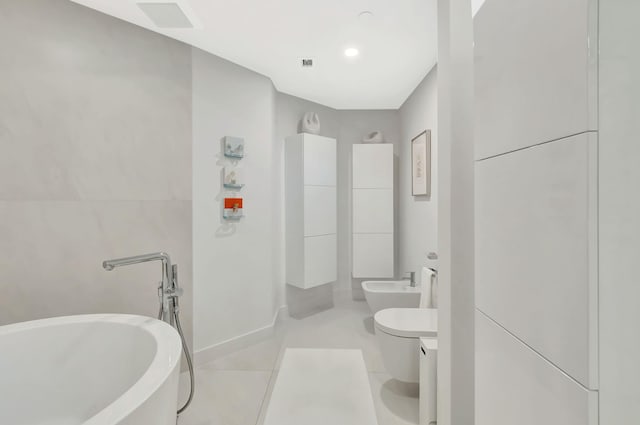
361,280 -> 421,314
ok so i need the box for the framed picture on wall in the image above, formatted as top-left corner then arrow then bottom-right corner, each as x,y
411,130 -> 431,197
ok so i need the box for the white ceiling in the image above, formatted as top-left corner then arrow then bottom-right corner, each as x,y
69,0 -> 438,109
70,0 -> 484,110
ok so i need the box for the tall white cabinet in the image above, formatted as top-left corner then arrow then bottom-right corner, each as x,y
352,144 -> 394,278
475,0 -> 640,424
285,133 -> 337,289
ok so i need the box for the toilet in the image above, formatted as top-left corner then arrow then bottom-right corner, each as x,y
374,266 -> 437,383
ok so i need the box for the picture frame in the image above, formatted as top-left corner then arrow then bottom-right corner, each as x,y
411,130 -> 431,197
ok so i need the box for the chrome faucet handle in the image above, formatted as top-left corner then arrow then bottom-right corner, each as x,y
157,282 -> 170,315
167,287 -> 184,298
404,271 -> 416,280
167,264 -> 183,302
171,264 -> 180,290
427,252 -> 438,260
157,282 -> 164,303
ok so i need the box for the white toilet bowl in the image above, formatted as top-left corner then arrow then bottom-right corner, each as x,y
374,308 -> 438,383
373,266 -> 438,383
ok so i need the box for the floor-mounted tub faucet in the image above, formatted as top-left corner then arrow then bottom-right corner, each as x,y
103,252 -> 181,324
102,252 -> 193,415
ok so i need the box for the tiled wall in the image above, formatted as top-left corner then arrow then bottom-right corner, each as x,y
0,1 -> 193,346
474,0 -> 598,423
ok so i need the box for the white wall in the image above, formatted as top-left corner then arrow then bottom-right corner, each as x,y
438,0 -> 475,423
192,48 -> 279,352
398,67 -> 438,278
0,0 -> 193,345
599,1 -> 640,422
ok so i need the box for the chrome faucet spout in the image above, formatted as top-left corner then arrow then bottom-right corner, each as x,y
404,271 -> 416,287
102,252 -> 172,271
102,252 -> 176,324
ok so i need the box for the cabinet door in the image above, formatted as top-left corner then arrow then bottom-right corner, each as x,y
352,144 -> 393,189
352,233 -> 394,278
352,189 -> 393,234
304,234 -> 337,288
304,135 -> 336,186
304,186 -> 336,237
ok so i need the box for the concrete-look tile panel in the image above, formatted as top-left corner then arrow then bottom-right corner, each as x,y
0,200 -> 193,347
475,133 -> 597,388
474,0 -> 597,159
476,312 -> 598,425
0,0 -> 191,201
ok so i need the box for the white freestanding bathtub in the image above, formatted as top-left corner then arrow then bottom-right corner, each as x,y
0,314 -> 182,425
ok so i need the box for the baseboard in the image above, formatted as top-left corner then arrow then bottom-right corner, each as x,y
194,305 -> 288,367
286,283 -> 334,318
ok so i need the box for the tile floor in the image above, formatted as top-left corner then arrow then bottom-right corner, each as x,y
177,291 -> 419,425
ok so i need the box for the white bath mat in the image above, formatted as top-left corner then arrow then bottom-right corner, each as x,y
262,348 -> 379,425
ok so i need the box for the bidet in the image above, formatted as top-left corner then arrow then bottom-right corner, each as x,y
102,252 -> 194,416
362,280 -> 422,314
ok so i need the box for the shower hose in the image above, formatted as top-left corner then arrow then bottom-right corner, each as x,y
159,301 -> 195,415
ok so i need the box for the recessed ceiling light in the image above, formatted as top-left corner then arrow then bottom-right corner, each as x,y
344,48 -> 359,57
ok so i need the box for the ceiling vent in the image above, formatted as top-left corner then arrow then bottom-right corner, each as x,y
301,59 -> 313,68
137,2 -> 193,28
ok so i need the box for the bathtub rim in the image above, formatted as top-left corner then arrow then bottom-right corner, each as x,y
0,313 -> 181,424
